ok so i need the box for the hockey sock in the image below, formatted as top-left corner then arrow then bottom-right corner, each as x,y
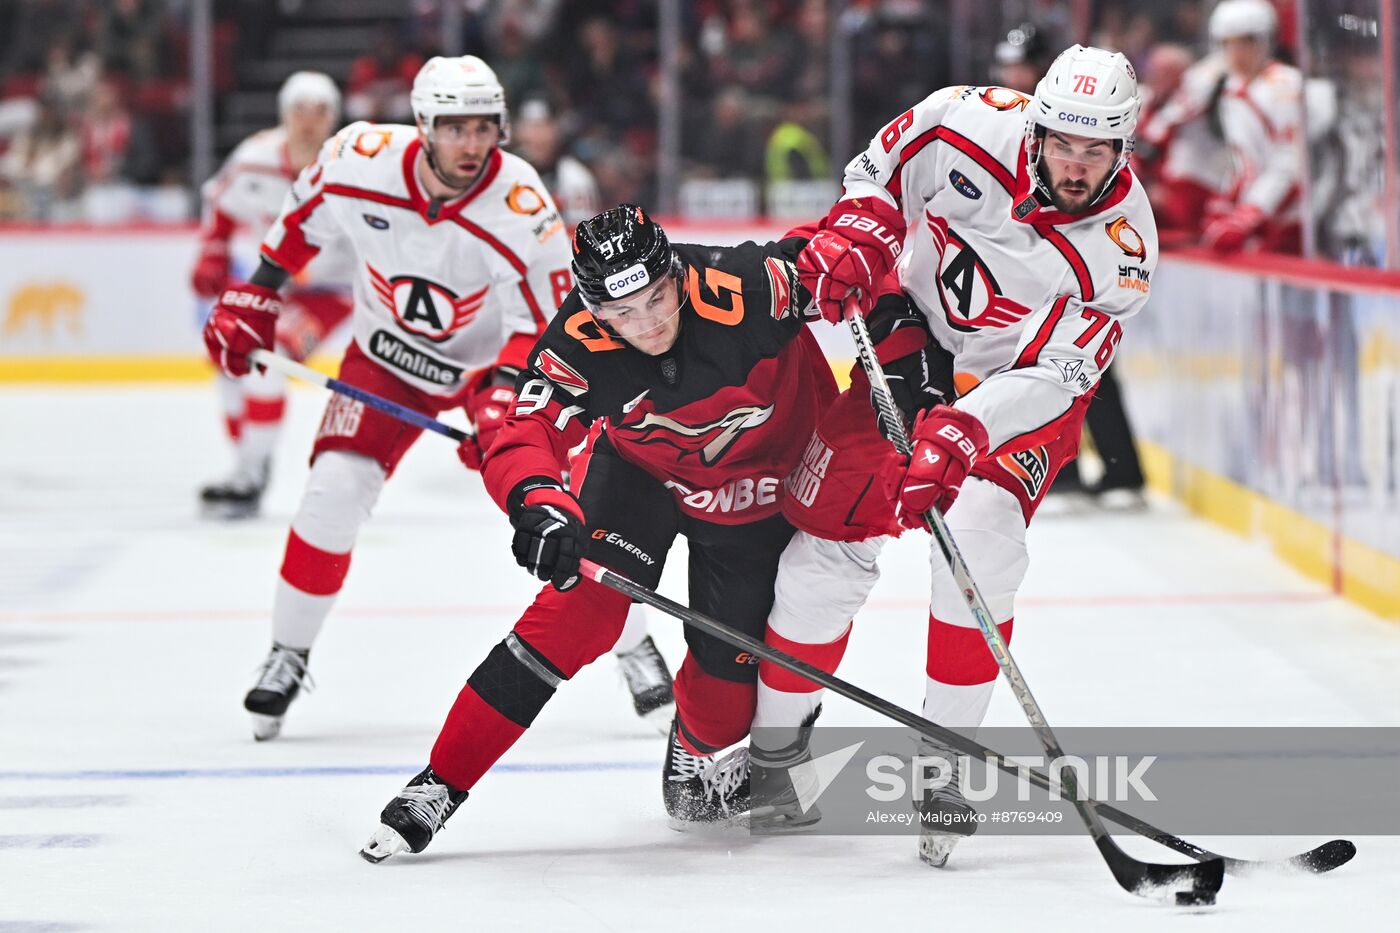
217,372 -> 243,443
672,655 -> 756,755
610,602 -> 650,655
430,633 -> 565,791
750,621 -> 850,744
923,614 -> 1013,729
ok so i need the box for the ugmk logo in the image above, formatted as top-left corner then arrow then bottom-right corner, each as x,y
623,404 -> 775,466
368,262 -> 488,343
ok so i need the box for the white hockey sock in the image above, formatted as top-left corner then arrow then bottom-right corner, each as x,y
611,602 -> 650,655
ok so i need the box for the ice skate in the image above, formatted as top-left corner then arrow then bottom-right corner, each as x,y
662,718 -> 749,826
360,766 -> 468,863
749,708 -> 825,831
1094,486 -> 1148,512
914,743 -> 978,867
615,635 -> 674,734
200,460 -> 270,520
243,644 -> 310,741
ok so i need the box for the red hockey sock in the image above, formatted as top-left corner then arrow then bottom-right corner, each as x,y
758,622 -> 851,693
244,396 -> 287,425
673,655 -> 756,755
926,614 -> 1013,685
430,682 -> 528,791
225,414 -> 243,441
279,530 -> 352,597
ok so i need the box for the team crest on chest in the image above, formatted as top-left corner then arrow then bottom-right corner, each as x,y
927,214 -> 1032,331
367,262 -> 488,343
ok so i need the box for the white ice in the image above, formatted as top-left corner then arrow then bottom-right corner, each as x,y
2,384 -> 1398,932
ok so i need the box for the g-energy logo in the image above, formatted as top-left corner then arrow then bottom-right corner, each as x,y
605,262 -> 650,297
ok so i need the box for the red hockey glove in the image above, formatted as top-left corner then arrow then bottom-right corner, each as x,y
507,479 -> 586,591
796,198 -> 905,324
1201,205 -> 1264,255
203,283 -> 282,377
457,381 -> 516,472
890,405 -> 989,529
190,238 -> 232,298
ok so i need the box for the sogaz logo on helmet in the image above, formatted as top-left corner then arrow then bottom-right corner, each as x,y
605,263 -> 650,297
1058,111 -> 1099,127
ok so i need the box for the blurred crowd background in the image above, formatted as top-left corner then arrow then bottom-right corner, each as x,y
0,0 -> 1396,267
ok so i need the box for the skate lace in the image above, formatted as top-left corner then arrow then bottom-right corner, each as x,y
399,782 -> 456,831
253,648 -> 313,695
919,746 -> 964,806
667,737 -> 711,783
616,640 -> 669,693
702,748 -> 750,816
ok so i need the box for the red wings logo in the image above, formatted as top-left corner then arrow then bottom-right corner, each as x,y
621,404 -> 774,466
367,263 -> 488,343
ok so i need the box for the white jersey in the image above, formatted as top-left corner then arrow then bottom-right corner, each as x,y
261,122 -> 573,396
199,126 -> 352,286
537,154 -> 601,226
1217,61 -> 1303,220
841,85 -> 1158,452
1136,57 -> 1232,193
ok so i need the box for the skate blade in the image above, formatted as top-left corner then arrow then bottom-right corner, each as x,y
666,811 -> 750,834
918,831 -> 961,868
250,713 -> 283,742
748,804 -> 823,833
360,825 -> 411,864
201,501 -> 260,521
640,701 -> 676,736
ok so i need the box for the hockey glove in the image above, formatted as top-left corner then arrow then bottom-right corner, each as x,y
191,239 -> 232,298
890,406 -> 989,529
203,283 -> 282,377
457,378 -> 517,472
865,291 -> 952,428
1202,205 -> 1264,255
796,197 -> 905,324
508,479 -> 586,591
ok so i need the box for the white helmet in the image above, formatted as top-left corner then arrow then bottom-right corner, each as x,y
278,71 -> 341,121
1209,0 -> 1277,41
410,55 -> 509,141
1024,45 -> 1141,209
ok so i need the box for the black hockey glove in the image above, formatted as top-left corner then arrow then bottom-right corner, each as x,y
865,292 -> 955,434
507,478 -> 586,591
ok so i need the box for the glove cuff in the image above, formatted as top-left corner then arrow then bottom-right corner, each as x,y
508,476 -> 583,523
219,283 -> 284,317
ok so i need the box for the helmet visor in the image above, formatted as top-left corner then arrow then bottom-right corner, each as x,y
589,275 -> 682,340
1039,131 -> 1119,168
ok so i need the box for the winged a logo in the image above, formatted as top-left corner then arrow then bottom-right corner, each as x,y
367,262 -> 488,343
622,404 -> 774,466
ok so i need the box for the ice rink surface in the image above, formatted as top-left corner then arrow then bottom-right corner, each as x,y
3,384 -> 1398,931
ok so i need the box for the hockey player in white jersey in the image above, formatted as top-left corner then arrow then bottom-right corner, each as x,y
1198,0 -> 1303,254
203,56 -> 581,740
745,46 -> 1158,866
193,71 -> 353,518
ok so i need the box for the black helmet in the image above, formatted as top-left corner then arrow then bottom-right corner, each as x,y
572,204 -> 679,310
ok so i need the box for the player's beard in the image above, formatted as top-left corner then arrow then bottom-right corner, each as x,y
1050,177 -> 1094,213
426,144 -> 488,193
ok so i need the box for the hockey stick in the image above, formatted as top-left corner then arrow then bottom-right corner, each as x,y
255,346 -> 1352,880
846,303 -> 1353,886
248,349 -> 474,443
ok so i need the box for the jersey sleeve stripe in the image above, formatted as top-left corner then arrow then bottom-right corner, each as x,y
1012,293 -> 1071,370
885,125 -> 1016,204
1034,227 -> 1095,301
323,183 -> 417,212
262,191 -> 327,272
450,214 -> 549,329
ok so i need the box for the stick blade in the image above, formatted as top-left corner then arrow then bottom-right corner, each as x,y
1223,838 -> 1357,876
1098,837 -> 1225,901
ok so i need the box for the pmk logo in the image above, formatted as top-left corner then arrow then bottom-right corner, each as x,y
624,404 -> 775,466
367,262 -> 487,343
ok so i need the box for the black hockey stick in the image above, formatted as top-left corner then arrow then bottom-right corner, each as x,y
580,557 -> 1351,887
259,346 -> 1352,881
845,303 -> 1351,882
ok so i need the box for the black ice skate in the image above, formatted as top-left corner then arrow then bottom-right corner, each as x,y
200,461 -> 270,520
615,635 -> 674,735
360,766 -> 468,863
748,707 -> 825,832
914,742 -> 978,867
662,718 -> 749,826
243,643 -> 311,741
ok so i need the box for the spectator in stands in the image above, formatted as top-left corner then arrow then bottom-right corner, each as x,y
0,95 -> 81,220
346,34 -> 423,123
511,98 -> 600,226
706,1 -> 793,108
564,17 -> 652,138
689,85 -> 764,181
96,0 -> 168,81
77,73 -> 158,220
1,0 -> 82,77
487,13 -> 547,110
40,34 -> 100,115
992,23 -> 1052,93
